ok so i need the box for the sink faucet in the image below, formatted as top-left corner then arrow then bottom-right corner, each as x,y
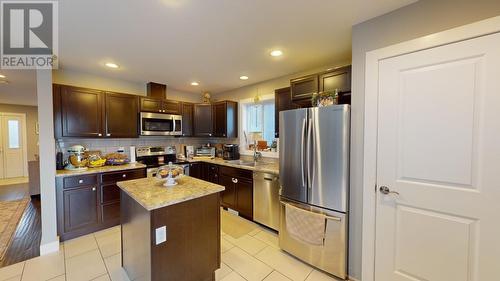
253,140 -> 262,162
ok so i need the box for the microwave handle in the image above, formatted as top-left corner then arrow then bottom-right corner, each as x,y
172,116 -> 176,133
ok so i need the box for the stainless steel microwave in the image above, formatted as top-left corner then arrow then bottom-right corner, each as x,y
140,112 -> 182,136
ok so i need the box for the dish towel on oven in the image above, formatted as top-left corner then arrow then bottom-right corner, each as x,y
285,203 -> 326,246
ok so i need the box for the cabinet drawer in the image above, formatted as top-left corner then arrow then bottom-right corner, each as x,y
101,169 -> 145,183
219,166 -> 253,181
101,183 -> 120,203
63,175 -> 98,189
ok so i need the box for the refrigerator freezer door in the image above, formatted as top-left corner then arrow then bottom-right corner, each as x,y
308,105 -> 350,212
279,108 -> 308,204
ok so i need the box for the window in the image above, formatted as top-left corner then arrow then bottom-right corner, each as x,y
8,120 -> 20,149
240,95 -> 277,157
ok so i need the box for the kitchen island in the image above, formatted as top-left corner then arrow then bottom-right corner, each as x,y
117,176 -> 225,281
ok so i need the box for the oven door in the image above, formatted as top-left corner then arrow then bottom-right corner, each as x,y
140,112 -> 182,136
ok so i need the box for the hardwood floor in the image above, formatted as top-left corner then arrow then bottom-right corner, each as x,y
0,183 -> 42,268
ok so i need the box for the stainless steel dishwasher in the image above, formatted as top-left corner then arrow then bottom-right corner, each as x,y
253,172 -> 280,231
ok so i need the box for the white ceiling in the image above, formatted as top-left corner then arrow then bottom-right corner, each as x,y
0,0 -> 415,105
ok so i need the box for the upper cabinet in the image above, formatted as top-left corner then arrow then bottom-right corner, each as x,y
290,65 -> 351,105
139,98 -> 181,114
213,101 -> 237,138
53,84 -> 139,138
318,65 -> 351,104
274,87 -> 299,138
181,102 -> 194,137
290,74 -> 319,102
105,92 -> 138,138
193,104 -> 213,137
54,85 -> 104,138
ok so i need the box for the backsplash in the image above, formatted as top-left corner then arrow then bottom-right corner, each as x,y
56,137 -> 238,158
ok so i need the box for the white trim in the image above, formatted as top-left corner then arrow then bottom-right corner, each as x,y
39,238 -> 60,255
348,276 -> 361,281
361,15 -> 500,281
0,112 -> 29,177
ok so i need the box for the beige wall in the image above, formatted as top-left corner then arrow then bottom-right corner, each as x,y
0,104 -> 38,161
213,62 -> 350,101
350,1 -> 500,279
52,69 -> 201,103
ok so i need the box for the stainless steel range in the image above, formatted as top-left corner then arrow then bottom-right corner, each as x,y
136,146 -> 190,177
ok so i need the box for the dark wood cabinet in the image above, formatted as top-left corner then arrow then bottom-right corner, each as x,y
319,65 -> 352,104
56,85 -> 104,138
206,164 -> 219,184
53,84 -> 140,138
274,87 -> 299,138
219,166 -> 253,220
63,185 -> 99,233
56,168 -> 146,241
290,65 -> 352,105
181,103 -> 194,137
105,92 -> 138,138
140,98 -> 180,114
140,97 -> 163,113
189,162 -> 204,179
290,74 -> 319,102
213,101 -> 238,138
219,174 -> 237,209
163,100 -> 181,114
193,104 -> 213,137
235,178 -> 253,219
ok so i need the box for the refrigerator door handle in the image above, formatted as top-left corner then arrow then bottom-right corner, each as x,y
306,117 -> 313,189
300,118 -> 307,188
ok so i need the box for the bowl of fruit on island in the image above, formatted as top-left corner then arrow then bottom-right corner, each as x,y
156,162 -> 184,187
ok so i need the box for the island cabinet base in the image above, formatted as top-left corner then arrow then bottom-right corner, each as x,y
121,191 -> 221,281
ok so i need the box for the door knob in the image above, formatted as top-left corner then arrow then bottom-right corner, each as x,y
379,186 -> 399,195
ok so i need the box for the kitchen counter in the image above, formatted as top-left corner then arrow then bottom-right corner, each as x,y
117,176 -> 225,211
55,163 -> 147,178
187,156 -> 279,174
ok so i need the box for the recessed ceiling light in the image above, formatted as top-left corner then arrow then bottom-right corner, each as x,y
270,50 -> 283,57
239,76 -> 249,80
0,74 -> 5,79
191,81 -> 199,86
105,62 -> 119,69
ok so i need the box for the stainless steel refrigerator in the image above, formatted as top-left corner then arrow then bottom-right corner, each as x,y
278,105 -> 350,279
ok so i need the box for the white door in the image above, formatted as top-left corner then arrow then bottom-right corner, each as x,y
0,115 -> 26,178
375,32 -> 500,281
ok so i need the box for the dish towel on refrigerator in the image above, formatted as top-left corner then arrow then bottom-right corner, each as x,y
285,203 -> 326,246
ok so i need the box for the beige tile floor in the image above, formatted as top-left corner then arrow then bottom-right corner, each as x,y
0,210 -> 342,281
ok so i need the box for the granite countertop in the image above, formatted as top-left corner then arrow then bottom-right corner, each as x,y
55,163 -> 147,178
187,157 -> 279,175
117,176 -> 225,211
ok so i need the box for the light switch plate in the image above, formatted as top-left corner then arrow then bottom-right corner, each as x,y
155,226 -> 167,245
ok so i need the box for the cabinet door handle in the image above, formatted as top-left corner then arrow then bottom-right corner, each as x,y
122,174 -> 127,178
78,179 -> 83,184
106,133 -> 111,137
92,187 -> 96,191
98,133 -> 102,137
232,178 -> 238,184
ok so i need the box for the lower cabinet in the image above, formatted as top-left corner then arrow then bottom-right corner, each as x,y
189,163 -> 254,220
56,168 -> 146,241
63,185 -> 99,233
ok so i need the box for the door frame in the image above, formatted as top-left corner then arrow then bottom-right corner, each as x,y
361,16 -> 500,281
0,112 -> 29,178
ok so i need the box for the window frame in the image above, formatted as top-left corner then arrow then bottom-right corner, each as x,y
238,94 -> 279,158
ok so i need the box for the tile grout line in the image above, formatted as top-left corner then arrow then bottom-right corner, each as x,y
93,233 -> 112,279
20,261 -> 26,281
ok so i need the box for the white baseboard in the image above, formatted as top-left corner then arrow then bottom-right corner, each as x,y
40,239 -> 60,255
